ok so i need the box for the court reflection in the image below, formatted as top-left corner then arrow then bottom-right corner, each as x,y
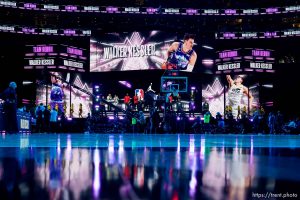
0,138 -> 300,200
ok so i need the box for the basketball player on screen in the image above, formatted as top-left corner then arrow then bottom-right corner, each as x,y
162,33 -> 197,72
226,75 -> 253,119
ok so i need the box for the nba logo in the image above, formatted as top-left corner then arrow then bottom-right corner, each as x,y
135,89 -> 144,101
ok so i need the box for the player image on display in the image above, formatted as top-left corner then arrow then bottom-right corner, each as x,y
90,31 -> 178,72
162,33 -> 197,72
202,75 -> 259,118
226,75 -> 253,119
50,72 -> 65,113
36,72 -> 92,118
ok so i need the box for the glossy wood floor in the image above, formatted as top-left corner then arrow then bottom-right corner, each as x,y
0,133 -> 299,200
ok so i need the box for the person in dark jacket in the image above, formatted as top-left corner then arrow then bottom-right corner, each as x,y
1,82 -> 18,133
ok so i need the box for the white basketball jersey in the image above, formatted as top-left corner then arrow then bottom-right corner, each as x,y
227,84 -> 244,106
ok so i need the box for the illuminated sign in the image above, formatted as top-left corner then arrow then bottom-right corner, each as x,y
82,30 -> 91,35
42,29 -> 58,34
63,60 -> 83,68
224,9 -> 237,14
25,44 -> 86,71
264,32 -> 277,37
90,31 -> 178,71
216,48 -> 275,73
22,27 -> 35,33
242,9 -> 258,14
217,63 -> 241,70
186,9 -> 198,14
146,8 -> 157,13
223,33 -> 236,38
216,30 -> 300,39
0,1 -> 16,6
164,8 -> 180,13
0,3 -> 298,16
252,50 -> 270,57
67,47 -> 83,56
33,45 -> 53,53
29,59 -> 55,65
283,30 -> 300,36
43,4 -> 59,10
84,6 -> 99,11
64,29 -> 76,35
250,62 -> 272,69
24,3 -> 36,9
203,9 -> 219,14
219,50 -> 238,59
266,8 -> 278,13
65,5 -> 77,11
0,25 -> 14,31
285,6 -> 300,11
241,32 -> 257,37
125,7 -> 139,12
106,6 -> 118,13
103,44 -> 155,59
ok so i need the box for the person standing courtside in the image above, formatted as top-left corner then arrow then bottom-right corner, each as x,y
1,82 -> 18,133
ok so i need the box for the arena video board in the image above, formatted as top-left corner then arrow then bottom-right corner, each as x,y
36,72 -> 92,118
24,44 -> 87,72
202,74 -> 260,118
90,31 -> 199,72
215,48 -> 275,74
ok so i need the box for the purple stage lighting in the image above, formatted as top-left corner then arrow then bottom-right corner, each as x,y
118,81 -> 132,88
202,59 -> 214,67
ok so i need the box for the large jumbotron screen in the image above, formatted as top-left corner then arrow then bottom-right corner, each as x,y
202,74 -> 260,118
36,72 -> 92,118
90,31 -> 199,72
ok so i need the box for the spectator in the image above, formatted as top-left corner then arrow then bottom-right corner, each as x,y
268,112 -> 276,134
35,103 -> 45,133
43,106 -> 51,132
1,82 -> 18,133
124,93 -> 131,109
133,94 -> 139,110
275,111 -> 284,133
203,111 -> 211,134
50,107 -> 58,133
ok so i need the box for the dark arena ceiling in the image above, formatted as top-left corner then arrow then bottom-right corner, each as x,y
0,0 -> 299,33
